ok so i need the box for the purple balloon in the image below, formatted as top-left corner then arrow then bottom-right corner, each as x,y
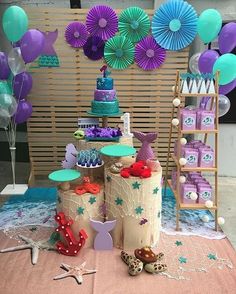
20,29 -> 45,63
198,50 -> 219,73
219,22 -> 236,54
0,52 -> 11,80
14,100 -> 32,124
219,79 -> 236,95
13,72 -> 33,100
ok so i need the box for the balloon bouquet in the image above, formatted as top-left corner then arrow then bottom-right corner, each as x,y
189,9 -> 236,117
0,6 -> 45,194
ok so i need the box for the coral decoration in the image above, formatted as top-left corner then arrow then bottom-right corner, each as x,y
55,212 -> 88,256
120,161 -> 151,178
75,177 -> 100,195
133,131 -> 157,162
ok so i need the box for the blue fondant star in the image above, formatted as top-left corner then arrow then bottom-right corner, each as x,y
106,175 -> 111,182
135,206 -> 144,215
153,187 -> 159,194
115,197 -> 123,206
175,241 -> 183,246
132,181 -> 141,189
77,207 -> 84,215
178,256 -> 187,264
207,253 -> 217,260
89,196 -> 96,205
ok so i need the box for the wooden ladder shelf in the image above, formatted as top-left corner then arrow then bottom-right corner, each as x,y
164,70 -> 219,231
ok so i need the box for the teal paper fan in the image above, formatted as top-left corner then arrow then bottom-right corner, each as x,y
119,7 -> 150,43
104,35 -> 134,70
152,0 -> 198,51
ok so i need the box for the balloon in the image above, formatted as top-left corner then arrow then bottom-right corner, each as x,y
197,9 -> 222,44
0,52 -> 11,80
2,6 -> 28,42
189,53 -> 201,74
213,53 -> 236,85
219,79 -> 236,95
0,80 -> 12,95
218,95 -> 231,117
13,72 -> 33,100
218,22 -> 236,54
20,29 -> 45,63
14,100 -> 33,124
0,94 -> 17,116
198,50 -> 219,73
8,47 -> 26,76
0,108 -> 10,129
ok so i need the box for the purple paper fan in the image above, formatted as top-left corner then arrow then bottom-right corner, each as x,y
135,36 -> 166,71
65,22 -> 88,48
86,5 -> 118,40
83,36 -> 105,60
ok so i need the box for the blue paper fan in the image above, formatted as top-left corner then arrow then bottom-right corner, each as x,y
152,0 -> 198,51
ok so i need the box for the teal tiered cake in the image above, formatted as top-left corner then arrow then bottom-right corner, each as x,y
88,67 -> 122,117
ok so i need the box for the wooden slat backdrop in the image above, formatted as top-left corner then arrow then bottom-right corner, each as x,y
25,8 -> 189,182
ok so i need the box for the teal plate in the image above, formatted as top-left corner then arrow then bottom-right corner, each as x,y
100,144 -> 136,157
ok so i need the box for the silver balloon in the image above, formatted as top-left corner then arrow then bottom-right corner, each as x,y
0,94 -> 18,116
189,52 -> 201,74
8,47 -> 26,76
0,108 -> 10,129
219,95 -> 231,117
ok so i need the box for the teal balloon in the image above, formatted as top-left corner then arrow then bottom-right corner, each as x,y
2,6 -> 28,42
213,53 -> 236,85
0,80 -> 12,95
197,9 -> 222,44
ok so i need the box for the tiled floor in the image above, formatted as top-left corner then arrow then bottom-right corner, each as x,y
0,161 -> 236,249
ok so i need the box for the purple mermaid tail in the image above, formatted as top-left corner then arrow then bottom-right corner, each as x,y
133,131 -> 158,162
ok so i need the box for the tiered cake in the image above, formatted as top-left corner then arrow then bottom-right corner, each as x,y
57,66 -> 162,251
88,67 -> 122,116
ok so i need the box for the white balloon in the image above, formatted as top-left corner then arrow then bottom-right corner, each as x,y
218,217 -> 225,225
218,95 -> 231,117
173,98 -> 180,107
179,158 -> 187,166
190,192 -> 198,200
180,138 -> 187,145
179,176 -> 186,184
205,200 -> 214,208
0,108 -> 10,129
0,94 -> 17,116
201,215 -> 210,223
172,118 -> 179,126
189,53 -> 201,74
8,47 -> 26,76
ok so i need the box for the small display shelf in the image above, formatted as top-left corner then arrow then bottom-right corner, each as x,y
165,70 -> 219,231
100,144 -> 136,158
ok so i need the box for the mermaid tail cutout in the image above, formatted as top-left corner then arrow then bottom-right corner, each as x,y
133,131 -> 158,162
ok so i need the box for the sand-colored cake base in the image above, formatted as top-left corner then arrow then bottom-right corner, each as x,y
57,186 -> 104,248
104,169 -> 162,250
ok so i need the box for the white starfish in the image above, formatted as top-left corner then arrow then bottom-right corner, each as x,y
0,234 -> 55,265
53,262 -> 97,285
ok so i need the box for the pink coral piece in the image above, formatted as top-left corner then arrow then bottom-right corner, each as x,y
133,131 -> 158,161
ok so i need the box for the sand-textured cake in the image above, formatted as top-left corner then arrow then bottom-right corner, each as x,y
57,186 -> 104,248
104,168 -> 162,250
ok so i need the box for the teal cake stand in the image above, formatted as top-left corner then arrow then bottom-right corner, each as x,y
48,169 -> 81,191
100,144 -> 136,158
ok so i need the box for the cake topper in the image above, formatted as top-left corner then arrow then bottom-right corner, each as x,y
100,65 -> 111,78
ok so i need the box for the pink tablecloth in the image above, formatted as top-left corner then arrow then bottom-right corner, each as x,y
0,231 -> 235,294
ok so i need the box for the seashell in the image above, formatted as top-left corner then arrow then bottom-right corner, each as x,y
144,262 -> 167,274
115,162 -> 123,168
110,164 -> 121,174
